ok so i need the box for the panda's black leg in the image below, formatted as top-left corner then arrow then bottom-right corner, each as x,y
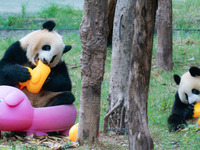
167,114 -> 186,132
46,91 -> 75,106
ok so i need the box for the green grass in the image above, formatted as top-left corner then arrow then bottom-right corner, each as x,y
0,3 -> 83,29
1,0 -> 200,30
173,0 -> 200,29
38,3 -> 83,29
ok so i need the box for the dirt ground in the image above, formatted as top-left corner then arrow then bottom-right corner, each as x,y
0,131 -> 128,149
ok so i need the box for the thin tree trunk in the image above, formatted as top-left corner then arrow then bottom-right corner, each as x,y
104,0 -> 135,134
107,0 -> 117,45
77,0 -> 108,145
127,0 -> 157,149
156,0 -> 172,71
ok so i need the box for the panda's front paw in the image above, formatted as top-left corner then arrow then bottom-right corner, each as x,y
17,67 -> 31,82
186,105 -> 194,119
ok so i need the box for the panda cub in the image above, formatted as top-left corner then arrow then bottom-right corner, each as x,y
168,66 -> 200,132
0,21 -> 75,107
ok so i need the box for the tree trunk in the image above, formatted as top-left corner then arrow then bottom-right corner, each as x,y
77,0 -> 108,145
156,0 -> 172,71
103,0 -> 135,134
107,0 -> 117,45
127,0 -> 157,149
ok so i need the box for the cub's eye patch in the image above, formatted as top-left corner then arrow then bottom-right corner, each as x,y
42,45 -> 51,51
192,89 -> 200,95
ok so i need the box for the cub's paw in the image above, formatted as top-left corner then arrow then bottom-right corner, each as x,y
16,66 -> 31,82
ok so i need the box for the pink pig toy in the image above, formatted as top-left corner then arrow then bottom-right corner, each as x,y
0,86 -> 77,137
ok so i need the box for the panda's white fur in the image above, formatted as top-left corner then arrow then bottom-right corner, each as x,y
178,71 -> 200,104
20,29 -> 65,68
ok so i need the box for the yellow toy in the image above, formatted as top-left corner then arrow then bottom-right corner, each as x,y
193,102 -> 200,125
19,60 -> 51,94
69,123 -> 78,142
69,123 -> 100,142
193,102 -> 200,118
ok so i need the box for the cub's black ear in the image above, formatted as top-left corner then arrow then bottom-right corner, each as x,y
189,66 -> 200,77
63,45 -> 72,53
174,74 -> 181,85
43,21 -> 56,31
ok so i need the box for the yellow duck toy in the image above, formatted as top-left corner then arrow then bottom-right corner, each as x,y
193,102 -> 200,125
19,60 -> 51,94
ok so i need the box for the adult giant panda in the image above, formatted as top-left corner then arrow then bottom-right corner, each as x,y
168,66 -> 200,132
0,21 -> 75,107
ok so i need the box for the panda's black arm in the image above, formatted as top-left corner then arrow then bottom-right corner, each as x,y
1,41 -> 28,64
167,92 -> 194,132
43,62 -> 72,92
0,62 -> 31,85
0,41 -> 31,85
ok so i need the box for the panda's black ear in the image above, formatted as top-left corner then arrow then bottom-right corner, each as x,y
43,21 -> 56,31
174,74 -> 181,85
189,66 -> 200,77
63,45 -> 72,53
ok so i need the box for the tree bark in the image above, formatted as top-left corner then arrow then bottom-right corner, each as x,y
107,0 -> 117,45
77,0 -> 108,145
103,0 -> 135,134
156,0 -> 172,71
127,0 -> 157,149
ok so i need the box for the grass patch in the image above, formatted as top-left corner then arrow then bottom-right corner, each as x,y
0,3 -> 83,29
1,0 -> 200,30
38,3 -> 83,29
173,0 -> 200,29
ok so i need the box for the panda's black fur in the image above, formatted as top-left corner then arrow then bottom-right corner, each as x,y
0,21 -> 75,107
0,41 -> 31,85
168,67 -> 200,132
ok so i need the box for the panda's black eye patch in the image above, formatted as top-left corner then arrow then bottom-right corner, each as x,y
42,45 -> 51,51
192,89 -> 200,95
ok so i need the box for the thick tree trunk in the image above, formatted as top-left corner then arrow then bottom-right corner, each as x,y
107,0 -> 117,45
156,0 -> 172,71
103,0 -> 135,134
127,0 -> 157,149
77,0 -> 108,145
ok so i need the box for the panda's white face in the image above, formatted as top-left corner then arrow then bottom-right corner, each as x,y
177,71 -> 200,104
19,29 -> 66,68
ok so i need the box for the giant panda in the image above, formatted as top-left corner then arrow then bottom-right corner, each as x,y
0,21 -> 75,107
168,66 -> 200,132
